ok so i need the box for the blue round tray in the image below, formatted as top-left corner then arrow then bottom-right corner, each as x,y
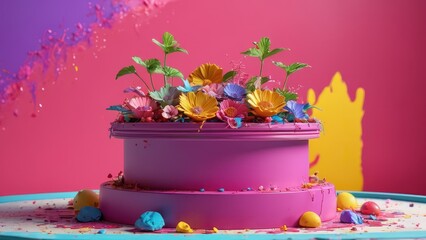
0,191 -> 425,239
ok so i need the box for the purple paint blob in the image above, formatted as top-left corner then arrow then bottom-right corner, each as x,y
340,210 -> 363,224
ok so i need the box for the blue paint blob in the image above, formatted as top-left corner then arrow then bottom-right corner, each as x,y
135,211 -> 165,231
218,188 -> 225,192
369,214 -> 377,220
97,229 -> 106,234
199,188 -> 205,192
76,206 -> 102,222
247,187 -> 253,191
340,210 -> 363,224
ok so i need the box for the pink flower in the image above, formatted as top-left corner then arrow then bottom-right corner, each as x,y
125,96 -> 158,121
162,105 -> 179,119
202,83 -> 225,99
217,99 -> 248,122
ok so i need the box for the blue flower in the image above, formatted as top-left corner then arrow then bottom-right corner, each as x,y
224,83 -> 246,101
271,115 -> 284,124
227,117 -> 243,129
177,78 -> 202,93
284,100 -> 311,120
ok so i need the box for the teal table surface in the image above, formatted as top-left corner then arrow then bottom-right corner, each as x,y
1,191 -> 426,240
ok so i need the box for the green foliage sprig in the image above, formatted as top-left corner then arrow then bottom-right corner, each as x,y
241,37 -> 287,92
152,32 -> 188,86
242,37 -> 310,100
115,32 -> 187,92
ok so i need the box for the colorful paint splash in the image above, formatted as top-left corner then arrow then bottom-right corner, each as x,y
0,0 -> 169,122
307,72 -> 365,191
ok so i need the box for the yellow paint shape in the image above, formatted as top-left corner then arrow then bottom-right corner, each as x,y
307,72 -> 365,191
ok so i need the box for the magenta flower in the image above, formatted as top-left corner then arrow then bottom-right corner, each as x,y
162,105 -> 179,119
217,99 -> 248,126
125,96 -> 158,121
201,83 -> 225,99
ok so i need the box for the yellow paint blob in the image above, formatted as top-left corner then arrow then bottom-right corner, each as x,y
212,227 -> 219,233
73,189 -> 99,212
307,72 -> 365,191
176,221 -> 194,233
299,211 -> 321,228
337,192 -> 358,210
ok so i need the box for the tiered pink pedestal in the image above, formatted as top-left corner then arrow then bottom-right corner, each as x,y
100,122 -> 336,229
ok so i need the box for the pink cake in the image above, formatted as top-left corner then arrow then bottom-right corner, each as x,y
100,32 -> 336,229
99,122 -> 336,229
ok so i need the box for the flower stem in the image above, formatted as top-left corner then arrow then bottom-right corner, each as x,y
283,75 -> 289,91
259,59 -> 264,77
163,53 -> 168,86
134,72 -> 151,92
150,74 -> 155,91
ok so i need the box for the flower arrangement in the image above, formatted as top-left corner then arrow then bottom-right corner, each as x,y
108,32 -> 317,128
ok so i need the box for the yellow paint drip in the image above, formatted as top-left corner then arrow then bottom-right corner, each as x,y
307,72 -> 365,191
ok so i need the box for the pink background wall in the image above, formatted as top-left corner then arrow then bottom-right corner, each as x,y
1,0 -> 425,196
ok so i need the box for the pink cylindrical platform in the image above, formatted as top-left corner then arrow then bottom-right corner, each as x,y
100,183 -> 336,229
101,122 -> 336,229
111,122 -> 320,191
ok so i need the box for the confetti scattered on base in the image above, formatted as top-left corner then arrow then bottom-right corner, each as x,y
1,194 -> 426,239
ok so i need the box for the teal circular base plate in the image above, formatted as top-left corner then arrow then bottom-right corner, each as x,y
1,191 -> 426,239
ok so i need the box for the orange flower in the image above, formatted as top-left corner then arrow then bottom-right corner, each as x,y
188,63 -> 223,86
178,91 -> 219,121
247,89 -> 285,117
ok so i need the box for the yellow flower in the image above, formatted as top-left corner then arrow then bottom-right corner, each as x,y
178,91 -> 219,121
188,63 -> 223,86
247,89 -> 286,117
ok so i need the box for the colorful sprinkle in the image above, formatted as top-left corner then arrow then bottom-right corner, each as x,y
336,192 -> 357,210
73,190 -> 99,212
76,206 -> 102,222
176,221 -> 193,233
299,211 -> 321,228
340,210 -> 363,224
360,201 -> 381,216
135,211 -> 165,231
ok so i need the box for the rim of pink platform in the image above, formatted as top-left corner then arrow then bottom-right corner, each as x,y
100,181 -> 336,229
110,122 -> 321,140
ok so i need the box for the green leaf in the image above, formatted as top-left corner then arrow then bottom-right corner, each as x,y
162,32 -> 176,48
164,46 -> 188,54
153,32 -> 188,55
264,48 -> 286,58
152,38 -> 164,50
273,61 -> 309,77
245,76 -> 270,92
272,61 -> 287,69
222,70 -> 237,83
144,59 -> 162,73
106,105 -> 131,114
115,65 -> 136,79
241,48 -> 261,58
275,88 -> 298,101
132,57 -> 161,74
286,62 -> 310,77
242,37 -> 286,61
149,84 -> 172,103
149,84 -> 181,106
153,66 -> 184,78
257,37 -> 271,58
